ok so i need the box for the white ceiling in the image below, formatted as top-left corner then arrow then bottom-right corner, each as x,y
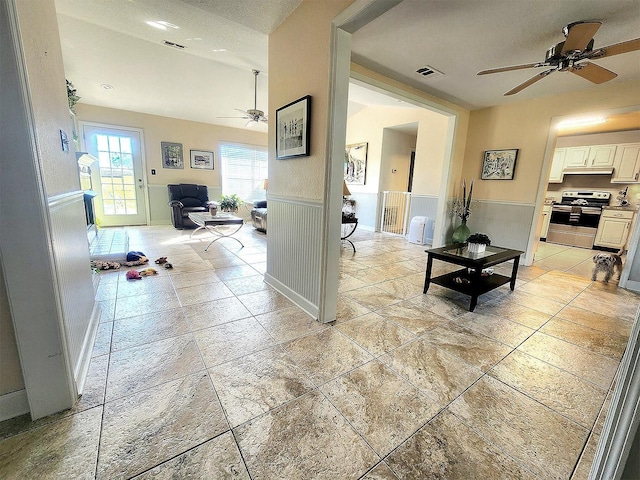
55,0 -> 640,131
352,0 -> 640,110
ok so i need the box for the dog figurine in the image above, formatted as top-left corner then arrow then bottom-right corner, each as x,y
592,249 -> 624,283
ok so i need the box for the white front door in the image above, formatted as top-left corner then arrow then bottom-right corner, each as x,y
81,124 -> 147,226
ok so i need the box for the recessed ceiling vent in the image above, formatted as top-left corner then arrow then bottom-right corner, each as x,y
415,65 -> 443,78
162,40 -> 186,50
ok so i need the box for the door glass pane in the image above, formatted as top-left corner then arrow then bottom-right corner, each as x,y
95,133 -> 138,216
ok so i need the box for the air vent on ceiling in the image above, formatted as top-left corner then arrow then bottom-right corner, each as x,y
415,65 -> 443,78
162,40 -> 186,50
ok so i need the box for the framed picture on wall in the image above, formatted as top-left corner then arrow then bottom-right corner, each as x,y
161,142 -> 184,169
344,142 -> 368,185
481,148 -> 518,180
276,95 -> 311,159
190,149 -> 214,170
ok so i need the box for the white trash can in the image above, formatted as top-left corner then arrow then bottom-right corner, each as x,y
408,216 -> 429,245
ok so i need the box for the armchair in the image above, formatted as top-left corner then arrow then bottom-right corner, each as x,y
167,183 -> 217,229
250,200 -> 267,233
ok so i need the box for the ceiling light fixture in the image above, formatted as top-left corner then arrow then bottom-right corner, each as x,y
146,20 -> 179,30
557,116 -> 607,129
212,48 -> 227,52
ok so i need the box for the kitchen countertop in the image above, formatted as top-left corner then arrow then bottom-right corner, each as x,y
602,205 -> 638,211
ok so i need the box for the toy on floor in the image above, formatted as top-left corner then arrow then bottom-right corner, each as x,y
138,268 -> 158,276
126,269 -> 142,280
122,251 -> 149,266
592,250 -> 624,283
164,263 -> 173,269
155,257 -> 168,264
91,260 -> 121,270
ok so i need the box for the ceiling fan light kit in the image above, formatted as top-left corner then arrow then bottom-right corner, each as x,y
478,20 -> 640,95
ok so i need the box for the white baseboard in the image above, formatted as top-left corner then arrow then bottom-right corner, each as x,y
0,389 -> 30,422
625,280 -> 640,293
264,273 -> 320,321
74,302 -> 101,394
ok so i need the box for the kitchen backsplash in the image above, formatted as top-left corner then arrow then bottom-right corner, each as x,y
546,175 -> 640,206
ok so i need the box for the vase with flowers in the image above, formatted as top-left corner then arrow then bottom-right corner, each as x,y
452,178 -> 473,243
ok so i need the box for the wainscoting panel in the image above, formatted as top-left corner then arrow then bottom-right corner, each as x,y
148,185 -> 171,225
408,195 -> 439,225
347,192 -> 379,230
48,192 -> 98,391
266,198 -> 323,316
148,184 -> 223,226
462,200 -> 536,252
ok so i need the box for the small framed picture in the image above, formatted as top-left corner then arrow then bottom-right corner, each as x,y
481,149 -> 518,180
190,149 -> 214,170
276,95 -> 311,159
161,142 -> 184,169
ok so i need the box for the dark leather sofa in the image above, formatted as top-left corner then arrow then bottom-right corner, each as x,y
167,183 -> 217,229
251,200 -> 267,233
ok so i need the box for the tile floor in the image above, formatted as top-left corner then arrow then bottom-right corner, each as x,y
0,226 -> 638,479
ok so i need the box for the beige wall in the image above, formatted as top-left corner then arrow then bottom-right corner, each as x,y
16,0 -> 80,197
381,129 -> 415,192
75,104 -> 267,190
463,80 -> 640,203
346,104 -> 450,196
350,63 -> 470,199
268,0 -> 354,201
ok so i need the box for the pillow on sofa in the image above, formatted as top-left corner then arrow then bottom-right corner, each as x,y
253,200 -> 267,209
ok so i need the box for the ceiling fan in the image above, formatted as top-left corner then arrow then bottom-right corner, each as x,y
477,21 -> 640,95
218,69 -> 268,125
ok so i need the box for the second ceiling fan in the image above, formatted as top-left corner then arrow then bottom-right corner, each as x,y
477,21 -> 640,95
219,69 -> 268,126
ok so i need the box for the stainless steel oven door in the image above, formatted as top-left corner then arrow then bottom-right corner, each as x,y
550,205 -> 602,228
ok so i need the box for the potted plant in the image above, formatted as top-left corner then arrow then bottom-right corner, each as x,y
467,233 -> 491,254
219,194 -> 243,213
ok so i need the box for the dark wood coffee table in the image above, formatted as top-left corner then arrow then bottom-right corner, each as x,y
423,244 -> 523,311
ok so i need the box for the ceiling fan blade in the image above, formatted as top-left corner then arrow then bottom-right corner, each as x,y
571,61 -> 617,84
593,38 -> 640,58
217,116 -> 249,119
561,21 -> 602,54
504,68 -> 555,95
477,63 -> 541,75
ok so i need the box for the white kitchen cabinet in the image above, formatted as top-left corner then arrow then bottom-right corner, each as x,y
594,209 -> 634,249
611,143 -> 640,183
549,148 -> 566,183
564,144 -> 616,168
564,146 -> 590,167
540,205 -> 551,239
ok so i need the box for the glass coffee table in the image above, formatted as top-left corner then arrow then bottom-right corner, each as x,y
188,212 -> 244,250
423,244 -> 523,311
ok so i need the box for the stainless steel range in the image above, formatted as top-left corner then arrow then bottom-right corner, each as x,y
547,191 -> 611,248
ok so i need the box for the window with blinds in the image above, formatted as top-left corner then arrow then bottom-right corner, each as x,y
219,142 -> 268,201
